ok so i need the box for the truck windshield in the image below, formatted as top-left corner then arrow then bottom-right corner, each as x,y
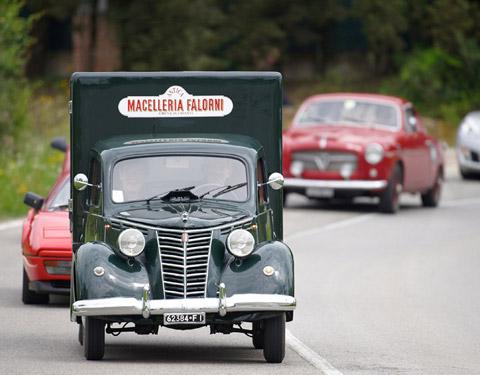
112,155 -> 248,203
297,99 -> 399,129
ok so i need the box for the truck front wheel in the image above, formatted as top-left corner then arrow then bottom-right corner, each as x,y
83,317 -> 105,360
263,313 -> 285,363
252,321 -> 264,349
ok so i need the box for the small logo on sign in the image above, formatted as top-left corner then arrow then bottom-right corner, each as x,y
118,86 -> 233,118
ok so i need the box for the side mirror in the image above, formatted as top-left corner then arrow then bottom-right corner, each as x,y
24,192 -> 44,210
73,173 -> 89,191
267,172 -> 284,190
50,137 -> 67,153
408,116 -> 418,132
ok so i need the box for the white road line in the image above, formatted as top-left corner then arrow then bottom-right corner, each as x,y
0,219 -> 23,232
286,330 -> 344,375
285,213 -> 375,243
284,215 -> 372,374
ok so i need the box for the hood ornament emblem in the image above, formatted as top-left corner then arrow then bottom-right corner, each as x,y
319,137 -> 328,149
181,211 -> 189,222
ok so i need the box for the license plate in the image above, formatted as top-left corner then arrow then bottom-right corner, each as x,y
163,312 -> 206,325
306,187 -> 334,198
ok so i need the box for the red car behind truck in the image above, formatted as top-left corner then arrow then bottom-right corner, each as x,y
283,93 -> 444,213
21,138 -> 72,304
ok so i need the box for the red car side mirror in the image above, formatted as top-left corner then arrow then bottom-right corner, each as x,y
23,192 -> 44,211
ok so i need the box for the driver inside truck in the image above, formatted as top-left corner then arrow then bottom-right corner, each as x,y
112,159 -> 149,203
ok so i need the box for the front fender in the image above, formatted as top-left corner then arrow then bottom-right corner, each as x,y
221,241 -> 294,297
74,242 -> 149,300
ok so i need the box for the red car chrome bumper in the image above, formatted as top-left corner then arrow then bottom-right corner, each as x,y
284,178 -> 388,190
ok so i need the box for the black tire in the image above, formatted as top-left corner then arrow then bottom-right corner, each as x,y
83,317 -> 105,360
263,314 -> 285,363
379,164 -> 402,214
421,172 -> 442,207
252,321 -> 264,349
78,323 -> 84,346
22,269 -> 49,304
460,168 -> 476,180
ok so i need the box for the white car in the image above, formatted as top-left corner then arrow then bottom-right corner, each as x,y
456,112 -> 480,178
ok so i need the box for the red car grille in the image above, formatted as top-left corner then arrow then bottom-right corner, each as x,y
292,151 -> 358,172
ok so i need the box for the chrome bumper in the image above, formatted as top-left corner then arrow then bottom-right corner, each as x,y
284,177 -> 388,190
72,285 -> 296,319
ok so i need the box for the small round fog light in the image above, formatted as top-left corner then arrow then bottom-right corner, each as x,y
290,161 -> 304,177
93,266 -> 105,277
263,266 -> 275,276
340,164 -> 353,179
369,168 -> 378,178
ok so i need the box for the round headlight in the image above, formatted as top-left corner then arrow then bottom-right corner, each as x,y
118,228 -> 145,257
365,143 -> 384,165
226,229 -> 255,258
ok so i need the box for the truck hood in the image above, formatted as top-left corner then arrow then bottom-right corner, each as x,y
285,125 -> 397,148
112,201 -> 251,229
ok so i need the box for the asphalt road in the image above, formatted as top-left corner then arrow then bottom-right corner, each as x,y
1,155 -> 480,374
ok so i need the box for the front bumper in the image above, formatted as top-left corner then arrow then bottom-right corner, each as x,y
72,293 -> 296,319
284,178 -> 387,190
456,147 -> 480,172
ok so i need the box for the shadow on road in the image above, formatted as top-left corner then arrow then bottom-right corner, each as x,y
103,341 -> 264,364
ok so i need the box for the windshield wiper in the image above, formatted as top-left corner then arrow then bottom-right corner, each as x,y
145,185 -> 196,204
212,182 -> 247,198
197,185 -> 230,199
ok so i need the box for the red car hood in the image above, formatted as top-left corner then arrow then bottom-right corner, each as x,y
28,211 -> 71,254
284,125 -> 396,148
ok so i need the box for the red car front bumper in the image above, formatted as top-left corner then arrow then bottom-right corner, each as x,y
23,253 -> 71,295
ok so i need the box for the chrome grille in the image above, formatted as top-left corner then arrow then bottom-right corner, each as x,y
293,151 -> 357,172
156,229 -> 212,299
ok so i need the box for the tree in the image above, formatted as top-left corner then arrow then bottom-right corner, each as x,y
352,0 -> 407,74
0,0 -> 36,147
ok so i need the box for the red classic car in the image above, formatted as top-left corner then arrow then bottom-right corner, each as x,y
22,138 -> 71,303
283,93 -> 444,213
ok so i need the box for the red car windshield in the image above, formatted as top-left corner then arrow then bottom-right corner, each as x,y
48,179 -> 70,210
296,99 -> 399,129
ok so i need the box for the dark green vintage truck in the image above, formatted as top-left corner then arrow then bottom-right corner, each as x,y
69,72 -> 295,363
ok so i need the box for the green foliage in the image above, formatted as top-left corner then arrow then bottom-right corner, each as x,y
352,0 -> 407,73
111,0 -> 224,70
0,0 -> 36,148
0,91 -> 69,218
0,0 -> 35,77
425,0 -> 480,53
399,48 -> 462,102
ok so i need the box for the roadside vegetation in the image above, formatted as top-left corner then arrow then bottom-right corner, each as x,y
0,1 -> 68,219
1,0 -> 480,217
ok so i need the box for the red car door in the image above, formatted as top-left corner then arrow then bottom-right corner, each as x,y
400,105 -> 431,191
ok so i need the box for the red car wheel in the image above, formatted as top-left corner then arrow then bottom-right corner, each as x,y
379,164 -> 402,214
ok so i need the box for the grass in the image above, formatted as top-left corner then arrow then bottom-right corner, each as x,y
0,85 -> 69,219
